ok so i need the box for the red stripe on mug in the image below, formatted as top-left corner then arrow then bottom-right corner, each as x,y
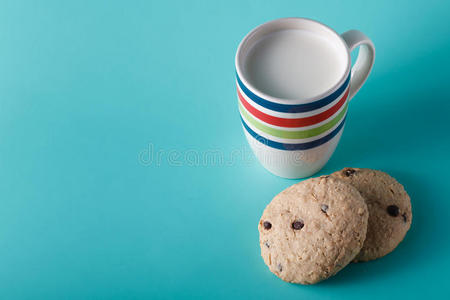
237,87 -> 349,128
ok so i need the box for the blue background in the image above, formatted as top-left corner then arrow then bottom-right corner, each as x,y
1,0 -> 449,299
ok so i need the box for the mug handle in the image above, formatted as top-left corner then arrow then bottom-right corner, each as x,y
341,30 -> 375,101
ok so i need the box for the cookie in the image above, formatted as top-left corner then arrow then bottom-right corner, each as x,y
258,176 -> 368,284
331,168 -> 412,262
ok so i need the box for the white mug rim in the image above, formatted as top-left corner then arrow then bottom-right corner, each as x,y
235,17 -> 351,105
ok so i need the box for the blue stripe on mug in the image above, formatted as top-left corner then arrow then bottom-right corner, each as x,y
241,115 -> 346,151
236,72 -> 351,114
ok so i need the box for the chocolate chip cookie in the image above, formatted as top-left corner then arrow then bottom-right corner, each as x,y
258,176 -> 368,284
331,168 -> 412,262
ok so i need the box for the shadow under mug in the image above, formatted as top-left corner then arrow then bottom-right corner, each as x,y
235,18 -> 375,179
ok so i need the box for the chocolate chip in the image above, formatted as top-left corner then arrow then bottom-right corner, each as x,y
344,168 -> 356,176
277,263 -> 283,272
292,220 -> 304,230
321,204 -> 329,213
263,221 -> 272,230
264,241 -> 270,248
387,205 -> 399,217
402,213 -> 407,223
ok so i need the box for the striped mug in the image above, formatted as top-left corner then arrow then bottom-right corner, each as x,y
235,18 -> 375,178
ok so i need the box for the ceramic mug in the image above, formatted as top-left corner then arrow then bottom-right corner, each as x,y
235,18 -> 375,178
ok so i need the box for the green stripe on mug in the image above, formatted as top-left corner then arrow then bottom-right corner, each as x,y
239,101 -> 348,140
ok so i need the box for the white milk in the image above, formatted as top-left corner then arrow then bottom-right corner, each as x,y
244,29 -> 346,100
